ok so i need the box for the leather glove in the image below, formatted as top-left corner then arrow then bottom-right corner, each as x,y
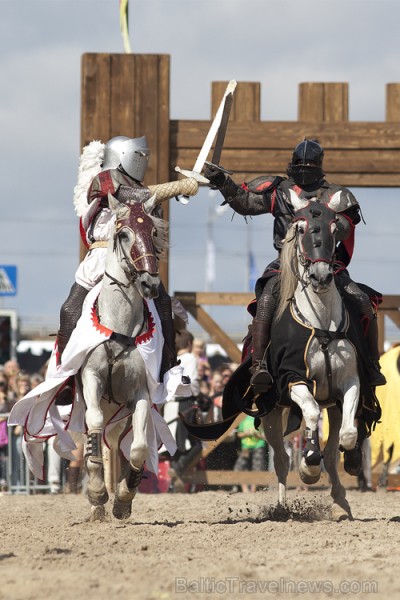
204,164 -> 227,189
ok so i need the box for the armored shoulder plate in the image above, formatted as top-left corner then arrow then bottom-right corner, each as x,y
326,184 -> 359,212
244,175 -> 285,193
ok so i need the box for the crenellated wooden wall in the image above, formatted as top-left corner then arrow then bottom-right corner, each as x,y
172,80 -> 400,187
80,54 -> 400,314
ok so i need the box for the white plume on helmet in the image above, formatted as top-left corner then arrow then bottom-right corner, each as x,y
73,140 -> 105,217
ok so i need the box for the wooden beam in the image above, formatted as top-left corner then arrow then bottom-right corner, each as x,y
175,291 -> 254,306
181,470 -> 400,489
175,147 -> 400,174
171,120 -> 400,150
183,303 -> 242,363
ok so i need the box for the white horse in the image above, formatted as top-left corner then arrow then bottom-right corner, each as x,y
262,200 -> 361,520
81,191 -> 168,521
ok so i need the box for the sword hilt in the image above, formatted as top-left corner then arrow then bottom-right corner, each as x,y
204,161 -> 233,176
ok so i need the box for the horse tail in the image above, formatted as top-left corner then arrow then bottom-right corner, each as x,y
276,223 -> 298,321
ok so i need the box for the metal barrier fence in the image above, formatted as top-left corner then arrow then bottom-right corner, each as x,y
0,413 -> 52,495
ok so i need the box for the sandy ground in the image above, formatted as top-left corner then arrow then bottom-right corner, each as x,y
1,487 -> 400,600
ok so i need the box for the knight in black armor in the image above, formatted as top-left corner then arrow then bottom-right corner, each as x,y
56,136 -> 178,403
205,139 -> 386,392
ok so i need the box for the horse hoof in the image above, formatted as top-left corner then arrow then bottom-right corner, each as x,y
87,490 -> 109,506
90,505 -> 106,522
304,450 -> 323,467
344,445 -> 362,476
113,497 -> 132,520
331,503 -> 352,522
299,458 -> 321,485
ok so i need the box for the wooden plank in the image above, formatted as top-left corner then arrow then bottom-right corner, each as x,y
211,81 -> 261,122
171,120 -> 400,150
184,304 -> 243,363
181,469 -> 400,489
175,291 -> 254,306
174,147 -> 400,174
198,172 -> 400,187
81,53 -> 112,147
386,83 -> 400,121
175,291 -> 400,310
386,312 -> 400,328
379,295 -> 400,309
181,469 -> 360,488
110,54 -> 135,137
299,82 -> 348,122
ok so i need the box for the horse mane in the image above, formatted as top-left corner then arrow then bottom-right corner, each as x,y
276,222 -> 298,321
149,213 -> 169,261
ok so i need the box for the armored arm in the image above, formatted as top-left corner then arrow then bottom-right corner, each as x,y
204,165 -> 271,216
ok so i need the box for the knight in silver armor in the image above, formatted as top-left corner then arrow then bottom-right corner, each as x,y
56,136 -> 176,403
205,139 -> 386,391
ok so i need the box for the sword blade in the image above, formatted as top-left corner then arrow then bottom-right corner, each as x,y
192,79 -> 237,175
211,90 -> 234,167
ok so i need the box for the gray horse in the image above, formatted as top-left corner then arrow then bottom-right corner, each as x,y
81,191 -> 168,521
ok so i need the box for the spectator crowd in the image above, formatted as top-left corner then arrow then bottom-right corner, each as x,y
3,335 -> 398,495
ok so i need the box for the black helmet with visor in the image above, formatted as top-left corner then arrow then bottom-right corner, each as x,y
287,139 -> 324,186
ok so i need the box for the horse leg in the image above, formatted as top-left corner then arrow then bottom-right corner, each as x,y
262,408 -> 290,506
82,373 -> 108,518
290,384 -> 323,484
324,406 -> 353,521
339,377 -> 361,475
113,397 -> 150,520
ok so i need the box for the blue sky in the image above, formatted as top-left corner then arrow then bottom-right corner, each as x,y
0,0 -> 399,342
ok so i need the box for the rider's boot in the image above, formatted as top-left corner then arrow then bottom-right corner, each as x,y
365,317 -> 386,387
67,465 -> 81,494
54,331 -> 75,405
54,283 -> 89,404
159,316 -> 180,381
249,320 -> 273,394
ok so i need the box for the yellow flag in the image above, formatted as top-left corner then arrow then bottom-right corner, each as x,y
119,0 -> 132,53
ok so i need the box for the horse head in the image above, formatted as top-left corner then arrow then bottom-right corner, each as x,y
291,199 -> 338,294
108,192 -> 168,299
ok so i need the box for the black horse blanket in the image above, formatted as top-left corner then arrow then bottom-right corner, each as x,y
183,293 -> 381,442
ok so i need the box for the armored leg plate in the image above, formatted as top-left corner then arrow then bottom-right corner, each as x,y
86,430 -> 103,464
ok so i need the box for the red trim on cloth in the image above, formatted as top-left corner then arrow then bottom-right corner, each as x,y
90,299 -> 156,344
241,182 -> 249,191
136,311 -> 156,344
79,218 -> 89,248
91,303 -> 113,337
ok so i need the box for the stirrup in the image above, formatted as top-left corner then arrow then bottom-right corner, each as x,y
367,362 -> 386,387
250,366 -> 273,394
